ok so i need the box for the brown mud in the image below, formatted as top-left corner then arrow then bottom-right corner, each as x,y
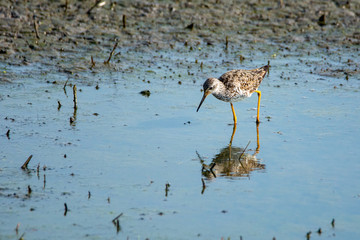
1,0 -> 359,81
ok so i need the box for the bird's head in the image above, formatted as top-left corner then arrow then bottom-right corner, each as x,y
196,78 -> 219,112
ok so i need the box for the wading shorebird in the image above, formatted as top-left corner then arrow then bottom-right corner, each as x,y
196,65 -> 269,124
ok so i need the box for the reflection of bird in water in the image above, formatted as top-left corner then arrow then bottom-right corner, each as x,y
211,146 -> 264,179
198,122 -> 264,180
199,145 -> 265,180
197,65 -> 269,124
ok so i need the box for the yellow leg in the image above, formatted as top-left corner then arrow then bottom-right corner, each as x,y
255,122 -> 260,155
229,124 -> 237,147
255,90 -> 261,123
230,103 -> 237,124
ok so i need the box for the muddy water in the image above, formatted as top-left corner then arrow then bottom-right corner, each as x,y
1,0 -> 360,239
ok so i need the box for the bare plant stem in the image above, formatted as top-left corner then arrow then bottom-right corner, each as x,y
33,17 -> 40,39
104,42 -> 118,64
21,155 -> 33,169
73,85 -> 77,110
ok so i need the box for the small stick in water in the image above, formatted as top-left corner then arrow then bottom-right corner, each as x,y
201,178 -> 206,194
6,129 -> 10,139
238,141 -> 251,161
306,231 -> 311,240
57,100 -> 62,110
63,78 -> 68,95
116,219 -> 120,233
73,85 -> 77,110
36,163 -> 40,178
209,162 -> 216,178
104,41 -> 118,64
90,56 -> 95,69
165,183 -> 170,197
27,185 -> 32,196
21,155 -> 33,169
225,36 -> 229,50
43,174 -> 46,189
64,203 -> 68,216
15,223 -> 20,235
86,0 -> 103,15
33,16 -> 40,39
88,191 -> 91,199
112,213 -> 123,224
122,15 -> 126,29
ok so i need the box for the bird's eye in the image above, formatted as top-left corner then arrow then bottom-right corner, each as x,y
209,87 -> 213,90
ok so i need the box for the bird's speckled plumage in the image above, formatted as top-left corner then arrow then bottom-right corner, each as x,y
197,65 -> 269,123
210,65 -> 268,102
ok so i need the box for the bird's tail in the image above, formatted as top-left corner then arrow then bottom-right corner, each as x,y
260,64 -> 270,78
262,65 -> 270,72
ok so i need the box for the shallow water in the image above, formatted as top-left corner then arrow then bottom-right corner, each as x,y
1,41 -> 360,240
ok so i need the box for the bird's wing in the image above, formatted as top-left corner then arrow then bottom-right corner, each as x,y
219,66 -> 268,93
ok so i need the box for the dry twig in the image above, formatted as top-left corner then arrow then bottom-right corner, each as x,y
122,15 -> 126,28
86,0 -> 104,15
33,16 -> 40,39
104,42 -> 118,64
64,203 -> 68,216
112,213 -> 123,224
90,56 -> 95,69
21,155 -> 33,169
201,178 -> 206,194
73,85 -> 77,110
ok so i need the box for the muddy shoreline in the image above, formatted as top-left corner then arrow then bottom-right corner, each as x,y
1,0 -> 359,81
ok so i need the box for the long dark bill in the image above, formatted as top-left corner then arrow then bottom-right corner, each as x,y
196,92 -> 208,112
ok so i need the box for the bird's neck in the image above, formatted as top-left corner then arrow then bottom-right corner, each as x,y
212,79 -> 230,101
214,79 -> 226,94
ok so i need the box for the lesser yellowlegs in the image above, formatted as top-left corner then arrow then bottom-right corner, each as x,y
197,65 -> 269,124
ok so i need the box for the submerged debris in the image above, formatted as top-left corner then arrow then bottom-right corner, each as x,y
201,178 -> 206,194
112,213 -> 123,223
64,203 -> 68,216
73,85 -> 77,110
27,185 -> 32,197
165,182 -> 170,197
318,14 -> 326,27
69,117 -> 75,124
239,55 -> 245,62
90,56 -> 96,69
57,100 -> 62,110
185,23 -> 194,30
15,223 -> 20,235
122,15 -> 126,29
306,231 -> 311,240
112,212 -> 123,233
21,155 -> 33,170
140,90 -> 151,97
104,41 -> 118,64
225,36 -> 229,50
86,0 -> 106,15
